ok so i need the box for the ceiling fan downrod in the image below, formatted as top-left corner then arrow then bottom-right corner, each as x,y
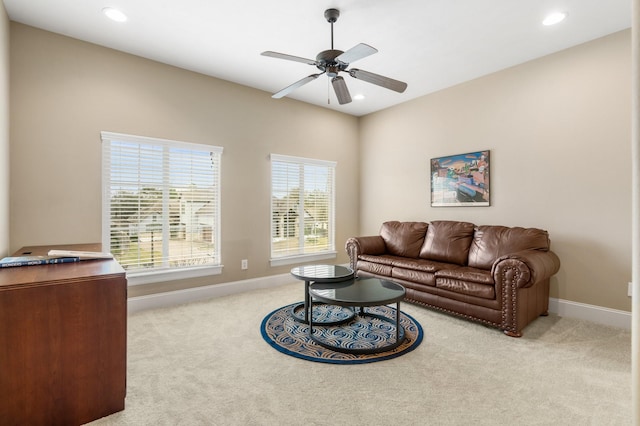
324,8 -> 340,50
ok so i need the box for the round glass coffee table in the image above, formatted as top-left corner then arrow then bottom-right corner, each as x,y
290,264 -> 355,324
308,277 -> 406,355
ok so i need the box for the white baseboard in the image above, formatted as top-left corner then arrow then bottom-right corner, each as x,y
128,278 -> 632,331
548,297 -> 631,330
127,273 -> 292,314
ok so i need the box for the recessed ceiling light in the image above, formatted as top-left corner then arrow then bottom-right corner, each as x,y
353,94 -> 365,101
103,7 -> 127,23
542,11 -> 567,26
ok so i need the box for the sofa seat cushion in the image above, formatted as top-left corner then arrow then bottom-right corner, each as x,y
358,254 -> 397,266
389,257 -> 457,273
419,220 -> 475,266
380,221 -> 429,258
392,267 -> 436,286
358,254 -> 456,273
435,267 -> 495,299
468,225 -> 550,270
435,267 -> 494,284
356,259 -> 392,276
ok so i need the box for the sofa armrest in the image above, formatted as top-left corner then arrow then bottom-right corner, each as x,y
492,249 -> 561,288
345,236 -> 386,270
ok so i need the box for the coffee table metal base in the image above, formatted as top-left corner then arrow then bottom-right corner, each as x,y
309,303 -> 406,355
290,265 -> 355,325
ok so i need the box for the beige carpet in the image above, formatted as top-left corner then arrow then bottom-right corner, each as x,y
89,282 -> 631,425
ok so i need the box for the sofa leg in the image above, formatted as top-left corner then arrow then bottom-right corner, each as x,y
503,330 -> 522,338
540,311 -> 549,316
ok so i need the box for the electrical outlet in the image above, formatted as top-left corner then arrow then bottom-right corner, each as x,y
241,259 -> 248,270
629,282 -> 633,298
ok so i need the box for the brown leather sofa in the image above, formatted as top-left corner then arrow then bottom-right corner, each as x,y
345,220 -> 561,337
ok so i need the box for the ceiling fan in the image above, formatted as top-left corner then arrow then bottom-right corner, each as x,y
261,8 -> 408,105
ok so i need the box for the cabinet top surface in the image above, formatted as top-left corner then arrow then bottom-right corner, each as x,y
0,243 -> 125,289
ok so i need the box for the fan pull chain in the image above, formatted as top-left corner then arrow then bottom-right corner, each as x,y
327,78 -> 331,104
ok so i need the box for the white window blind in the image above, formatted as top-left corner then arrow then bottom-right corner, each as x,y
101,132 -> 222,277
271,154 -> 336,263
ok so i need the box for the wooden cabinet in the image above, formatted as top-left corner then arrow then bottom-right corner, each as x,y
0,244 -> 127,425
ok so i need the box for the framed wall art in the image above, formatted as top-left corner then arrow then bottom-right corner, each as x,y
430,150 -> 490,207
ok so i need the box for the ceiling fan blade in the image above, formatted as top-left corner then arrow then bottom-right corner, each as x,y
331,76 -> 352,105
272,74 -> 321,99
335,43 -> 378,65
261,51 -> 317,66
348,68 -> 408,93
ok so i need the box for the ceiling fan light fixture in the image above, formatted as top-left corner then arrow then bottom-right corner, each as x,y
353,94 -> 365,101
542,11 -> 567,26
103,7 -> 128,23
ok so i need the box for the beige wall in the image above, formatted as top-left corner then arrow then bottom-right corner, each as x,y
360,30 -> 632,311
0,4 -> 8,258
9,23 -> 359,297
9,23 -> 633,311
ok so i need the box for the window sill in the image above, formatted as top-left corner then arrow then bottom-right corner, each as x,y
270,251 -> 337,267
126,265 -> 223,286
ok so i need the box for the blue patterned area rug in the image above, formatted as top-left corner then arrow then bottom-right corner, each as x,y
260,302 -> 423,364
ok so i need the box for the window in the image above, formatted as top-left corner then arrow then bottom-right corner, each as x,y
101,132 -> 223,284
270,154 -> 336,266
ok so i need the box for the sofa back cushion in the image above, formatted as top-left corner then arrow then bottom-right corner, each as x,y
418,221 -> 475,266
467,226 -> 550,270
379,221 -> 429,258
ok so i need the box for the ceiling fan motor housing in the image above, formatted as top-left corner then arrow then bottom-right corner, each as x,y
316,49 -> 348,77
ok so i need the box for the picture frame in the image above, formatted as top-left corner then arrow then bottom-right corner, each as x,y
430,150 -> 490,207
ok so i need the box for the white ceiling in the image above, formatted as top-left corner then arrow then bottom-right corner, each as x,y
3,0 -> 632,116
